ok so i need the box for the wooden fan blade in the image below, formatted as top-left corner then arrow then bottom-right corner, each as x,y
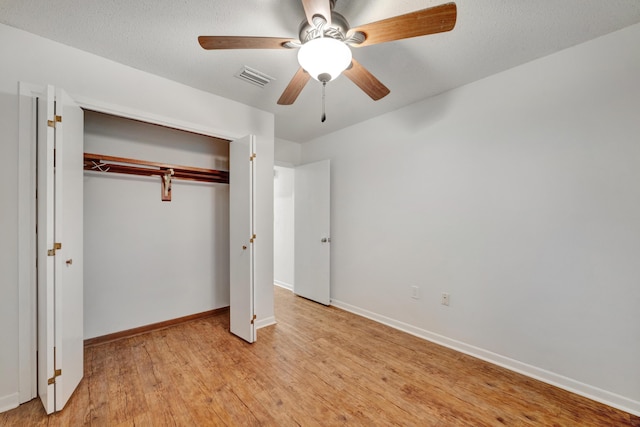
278,68 -> 311,105
347,2 -> 457,47
198,36 -> 294,50
301,0 -> 332,26
343,59 -> 390,101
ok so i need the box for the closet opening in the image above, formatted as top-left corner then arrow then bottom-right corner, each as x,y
18,84 -> 264,413
82,110 -> 232,342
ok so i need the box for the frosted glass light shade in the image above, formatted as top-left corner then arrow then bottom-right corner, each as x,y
297,38 -> 352,82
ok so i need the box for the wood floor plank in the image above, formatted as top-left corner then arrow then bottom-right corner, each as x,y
2,285 -> 638,426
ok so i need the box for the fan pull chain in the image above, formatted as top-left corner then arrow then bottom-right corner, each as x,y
321,81 -> 327,122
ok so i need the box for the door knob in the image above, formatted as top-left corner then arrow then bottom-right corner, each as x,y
242,245 -> 247,250
66,259 -> 73,265
321,237 -> 331,243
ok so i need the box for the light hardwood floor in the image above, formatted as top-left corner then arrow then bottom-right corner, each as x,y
2,286 -> 638,426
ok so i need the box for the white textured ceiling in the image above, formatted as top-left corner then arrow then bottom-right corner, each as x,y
1,0 -> 639,142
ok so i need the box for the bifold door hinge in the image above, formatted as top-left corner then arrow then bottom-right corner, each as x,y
250,234 -> 256,243
48,347 -> 62,384
47,115 -> 62,128
47,242 -> 62,256
250,314 -> 257,324
48,369 -> 62,385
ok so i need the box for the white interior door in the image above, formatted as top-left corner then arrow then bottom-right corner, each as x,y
294,159 -> 331,305
229,135 -> 256,343
37,86 -> 56,413
53,88 -> 85,410
37,86 -> 84,414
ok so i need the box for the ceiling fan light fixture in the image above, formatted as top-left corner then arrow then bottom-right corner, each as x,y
297,37 -> 352,82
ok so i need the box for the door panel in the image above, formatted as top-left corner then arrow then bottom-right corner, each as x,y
229,135 -> 255,343
53,88 -> 84,410
37,86 -> 84,414
37,86 -> 56,414
294,160 -> 331,305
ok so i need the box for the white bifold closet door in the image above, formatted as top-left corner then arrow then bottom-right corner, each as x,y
229,135 -> 256,343
37,85 -> 84,414
294,159 -> 331,305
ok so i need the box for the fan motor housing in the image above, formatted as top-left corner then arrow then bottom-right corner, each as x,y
298,11 -> 351,43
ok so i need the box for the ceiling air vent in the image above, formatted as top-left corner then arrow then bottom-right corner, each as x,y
235,66 -> 275,88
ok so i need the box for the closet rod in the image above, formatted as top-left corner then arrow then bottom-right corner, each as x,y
83,152 -> 229,184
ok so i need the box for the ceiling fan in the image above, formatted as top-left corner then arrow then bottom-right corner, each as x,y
198,0 -> 457,113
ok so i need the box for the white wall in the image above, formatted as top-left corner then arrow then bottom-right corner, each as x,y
301,23 -> 640,415
274,166 -> 295,290
0,23 -> 274,411
275,137 -> 302,166
83,112 -> 230,338
0,88 -> 20,412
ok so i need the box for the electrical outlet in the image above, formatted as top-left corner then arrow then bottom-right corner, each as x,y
441,292 -> 450,306
411,286 -> 420,300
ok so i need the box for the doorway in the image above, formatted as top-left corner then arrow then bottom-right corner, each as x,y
273,160 -> 331,305
273,165 -> 295,291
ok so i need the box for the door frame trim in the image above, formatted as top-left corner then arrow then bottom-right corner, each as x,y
18,82 -> 43,403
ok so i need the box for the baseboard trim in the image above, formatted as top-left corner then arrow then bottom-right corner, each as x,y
330,298 -> 640,417
84,307 -> 230,347
256,316 -> 277,329
0,392 -> 19,414
274,280 -> 293,291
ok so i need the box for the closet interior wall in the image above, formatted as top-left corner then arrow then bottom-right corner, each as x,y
83,111 -> 231,339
